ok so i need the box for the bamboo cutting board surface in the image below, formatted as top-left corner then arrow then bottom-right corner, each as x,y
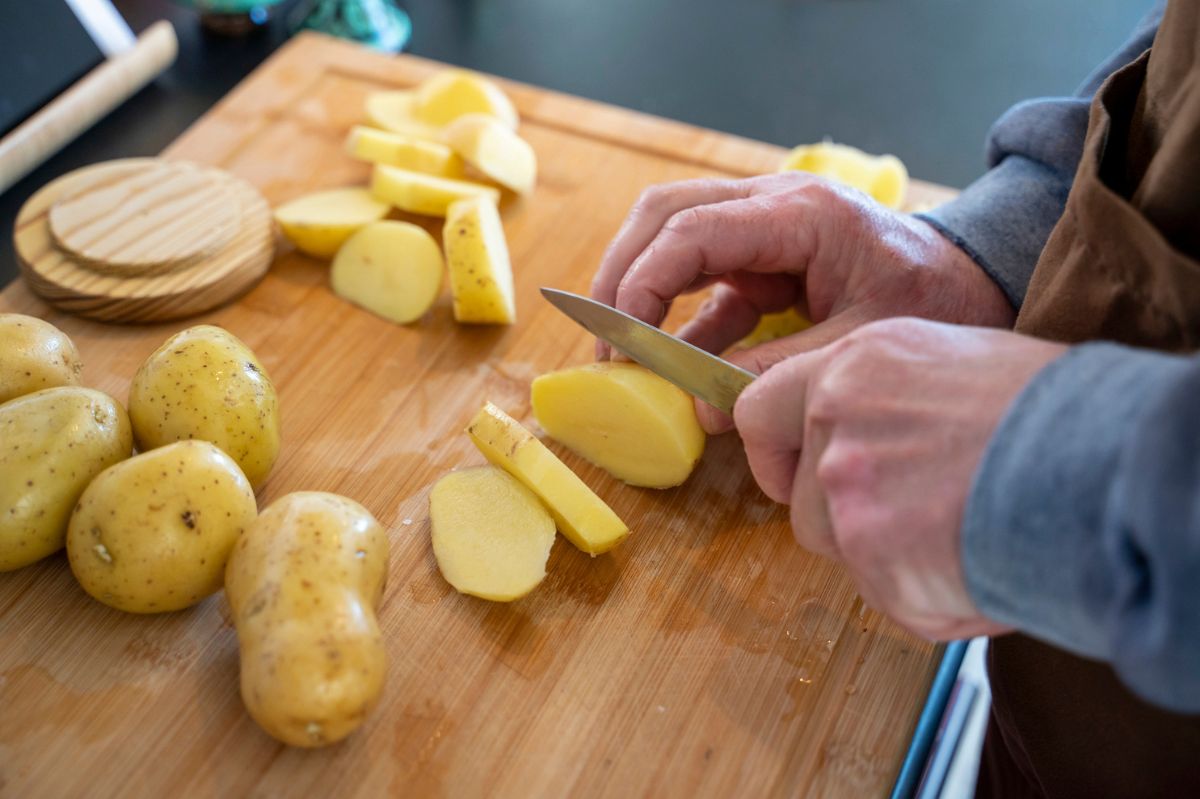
0,33 -> 957,799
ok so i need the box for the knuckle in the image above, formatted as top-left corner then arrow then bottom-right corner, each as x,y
662,206 -> 706,238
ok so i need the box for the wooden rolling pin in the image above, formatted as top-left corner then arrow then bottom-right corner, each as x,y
0,20 -> 178,196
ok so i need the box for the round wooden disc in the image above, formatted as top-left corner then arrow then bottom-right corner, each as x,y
14,158 -> 275,323
48,160 -> 241,277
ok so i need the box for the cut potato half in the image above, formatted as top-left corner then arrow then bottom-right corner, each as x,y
778,141 -> 908,209
412,70 -> 518,129
444,114 -> 536,195
364,90 -> 444,140
273,187 -> 390,259
466,402 -> 629,556
444,198 -> 515,325
371,164 -> 500,217
431,466 -> 555,602
331,221 -> 443,324
738,308 -> 812,348
345,126 -> 465,178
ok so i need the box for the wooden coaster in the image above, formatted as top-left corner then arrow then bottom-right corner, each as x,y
48,160 -> 242,277
14,158 -> 274,323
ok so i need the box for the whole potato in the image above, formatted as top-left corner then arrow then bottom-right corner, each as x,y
67,440 -> 257,613
0,313 -> 83,404
226,492 -> 388,747
0,387 -> 132,571
128,325 -> 280,489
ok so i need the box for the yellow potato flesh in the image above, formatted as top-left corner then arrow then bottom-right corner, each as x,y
226,492 -> 387,748
345,125 -> 465,178
778,141 -> 909,209
363,90 -> 444,140
466,402 -> 628,555
412,69 -> 518,129
331,220 -> 443,324
443,113 -> 537,195
738,307 -> 812,348
67,440 -> 257,613
532,363 -> 706,489
444,197 -> 515,325
0,387 -> 132,572
0,313 -> 82,404
273,187 -> 390,259
371,164 -> 500,217
128,325 -> 281,489
431,466 -> 555,601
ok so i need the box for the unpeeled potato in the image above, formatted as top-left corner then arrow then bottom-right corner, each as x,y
0,314 -> 82,404
273,187 -> 390,259
331,220 -> 443,324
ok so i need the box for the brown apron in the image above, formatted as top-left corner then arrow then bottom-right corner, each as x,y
978,1 -> 1200,796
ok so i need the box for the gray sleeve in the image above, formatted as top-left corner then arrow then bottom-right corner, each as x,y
916,2 -> 1164,310
963,343 -> 1200,712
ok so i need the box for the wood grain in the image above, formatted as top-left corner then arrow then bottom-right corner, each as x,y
0,33 -> 954,799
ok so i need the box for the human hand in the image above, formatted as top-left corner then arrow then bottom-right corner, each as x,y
590,172 -> 1015,433
732,317 -> 1067,640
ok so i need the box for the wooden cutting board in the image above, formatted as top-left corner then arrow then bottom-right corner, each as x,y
0,33 -> 957,799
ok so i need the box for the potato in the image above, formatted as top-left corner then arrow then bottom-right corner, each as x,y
345,125 -> 465,178
738,307 -> 812,348
364,90 -> 443,140
431,466 -> 555,602
467,402 -> 628,555
532,363 -> 705,489
226,492 -> 387,747
66,441 -> 256,613
778,141 -> 908,209
370,163 -> 500,217
443,114 -> 537,195
273,187 -> 390,259
412,69 -> 518,129
0,388 -> 132,572
444,198 -> 515,325
128,325 -> 280,489
331,221 -> 443,324
0,313 -> 83,404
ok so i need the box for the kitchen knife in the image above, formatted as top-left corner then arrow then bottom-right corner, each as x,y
540,288 -> 756,414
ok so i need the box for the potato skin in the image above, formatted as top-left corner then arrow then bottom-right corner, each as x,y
128,325 -> 280,489
0,387 -> 132,571
226,492 -> 388,747
67,440 -> 257,613
0,313 -> 83,404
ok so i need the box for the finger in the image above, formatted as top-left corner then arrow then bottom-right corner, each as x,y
789,408 -> 837,559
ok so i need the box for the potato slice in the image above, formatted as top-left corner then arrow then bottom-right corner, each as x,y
778,141 -> 908,209
467,402 -> 628,555
431,466 -> 555,601
532,363 -> 706,489
345,125 -> 465,178
331,221 -> 443,324
364,90 -> 444,140
443,198 -> 515,325
371,164 -> 500,217
273,187 -> 390,259
443,114 -> 537,195
412,70 -> 518,129
738,307 -> 812,348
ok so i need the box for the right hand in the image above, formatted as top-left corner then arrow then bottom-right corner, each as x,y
589,172 -> 1015,432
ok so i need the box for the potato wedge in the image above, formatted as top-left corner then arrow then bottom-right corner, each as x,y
443,198 -> 515,325
345,125 -> 465,178
412,69 -> 518,129
364,90 -> 443,140
431,466 -> 555,601
778,141 -> 908,209
0,314 -> 83,404
467,402 -> 628,555
273,187 -> 390,259
331,220 -> 443,324
371,164 -> 500,217
443,114 -> 537,195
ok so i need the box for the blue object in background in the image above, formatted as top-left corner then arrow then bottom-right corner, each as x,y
295,0 -> 411,52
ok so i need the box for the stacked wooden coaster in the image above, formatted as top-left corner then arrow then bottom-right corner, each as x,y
13,158 -> 274,323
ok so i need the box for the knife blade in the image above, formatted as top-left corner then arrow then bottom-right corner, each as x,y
540,288 -> 756,414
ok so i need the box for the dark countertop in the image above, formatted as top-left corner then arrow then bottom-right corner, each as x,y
1,0 -> 1149,288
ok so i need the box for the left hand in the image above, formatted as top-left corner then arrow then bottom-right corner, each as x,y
732,316 -> 1067,640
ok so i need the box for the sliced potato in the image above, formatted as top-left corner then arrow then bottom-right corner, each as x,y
778,141 -> 908,209
443,198 -> 515,325
364,90 -> 443,140
331,220 -> 443,324
431,466 -> 555,602
738,307 -> 812,348
443,114 -> 536,195
412,70 -> 518,129
274,188 -> 390,259
371,164 -> 500,217
532,363 -> 705,489
345,125 -> 465,178
466,402 -> 629,556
